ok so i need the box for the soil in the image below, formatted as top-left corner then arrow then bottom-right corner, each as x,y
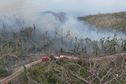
0,50 -> 126,84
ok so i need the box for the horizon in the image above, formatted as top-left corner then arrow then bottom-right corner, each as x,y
0,0 -> 126,17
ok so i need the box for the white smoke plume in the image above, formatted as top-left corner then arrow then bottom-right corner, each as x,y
0,0 -> 125,40
0,0 -> 126,52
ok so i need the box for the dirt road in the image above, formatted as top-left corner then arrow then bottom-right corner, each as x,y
0,59 -> 42,84
0,52 -> 126,84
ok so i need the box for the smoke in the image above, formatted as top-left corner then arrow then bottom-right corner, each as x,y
0,0 -> 126,52
0,0 -> 125,40
0,0 -> 41,27
0,0 -> 25,17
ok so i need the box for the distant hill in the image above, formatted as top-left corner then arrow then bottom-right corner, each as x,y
78,11 -> 126,32
40,11 -> 67,23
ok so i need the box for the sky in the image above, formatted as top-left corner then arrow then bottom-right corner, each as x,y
35,0 -> 126,16
0,0 -> 126,17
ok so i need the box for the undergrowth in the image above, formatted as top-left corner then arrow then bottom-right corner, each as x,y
0,22 -> 126,83
11,54 -> 126,84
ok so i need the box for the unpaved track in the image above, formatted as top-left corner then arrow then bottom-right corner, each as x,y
0,52 -> 126,84
0,59 -> 42,84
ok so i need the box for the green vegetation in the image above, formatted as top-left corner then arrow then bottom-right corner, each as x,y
11,54 -> 126,84
78,11 -> 126,33
1,17 -> 126,83
0,64 -> 11,78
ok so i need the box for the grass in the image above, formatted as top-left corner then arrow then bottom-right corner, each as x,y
78,11 -> 126,33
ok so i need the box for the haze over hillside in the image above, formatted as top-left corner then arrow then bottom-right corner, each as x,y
0,0 -> 126,53
1,1 -> 126,84
78,11 -> 126,33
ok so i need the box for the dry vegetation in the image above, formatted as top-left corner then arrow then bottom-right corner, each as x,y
10,52 -> 126,84
0,19 -> 126,83
78,11 -> 126,33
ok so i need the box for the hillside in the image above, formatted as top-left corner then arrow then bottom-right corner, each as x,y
1,13 -> 126,83
2,52 -> 126,84
78,11 -> 126,32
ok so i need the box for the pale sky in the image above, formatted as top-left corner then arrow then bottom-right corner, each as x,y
35,0 -> 126,16
0,0 -> 126,17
